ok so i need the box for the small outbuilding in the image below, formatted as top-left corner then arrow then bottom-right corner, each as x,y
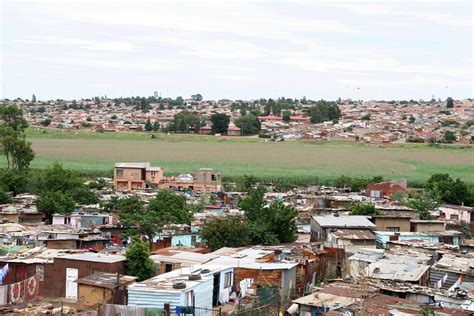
76,273 -> 137,307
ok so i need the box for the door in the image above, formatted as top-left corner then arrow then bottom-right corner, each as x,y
212,273 -> 220,306
65,268 -> 78,299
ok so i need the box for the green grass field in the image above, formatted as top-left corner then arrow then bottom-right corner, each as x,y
2,128 -> 472,184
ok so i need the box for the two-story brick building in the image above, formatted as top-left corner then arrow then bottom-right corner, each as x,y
114,162 -> 164,191
114,163 -> 221,193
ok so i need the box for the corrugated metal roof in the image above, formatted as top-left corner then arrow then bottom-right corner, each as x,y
365,259 -> 430,282
57,253 -> 126,263
205,257 -> 298,270
331,229 -> 376,240
433,254 -> 474,274
313,215 -> 376,228
349,249 -> 386,263
76,273 -> 137,289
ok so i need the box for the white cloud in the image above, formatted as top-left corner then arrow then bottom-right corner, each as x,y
16,36 -> 137,52
32,55 -> 181,71
2,0 -> 472,99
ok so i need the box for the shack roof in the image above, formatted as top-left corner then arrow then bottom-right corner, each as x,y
205,257 -> 298,270
375,230 -> 462,237
76,273 -> 137,289
433,254 -> 474,275
151,251 -> 216,265
56,252 -> 126,264
312,215 -> 376,228
365,259 -> 430,282
0,247 -> 71,264
331,229 -> 376,240
349,249 -> 386,263
292,292 -> 358,308
128,265 -> 228,293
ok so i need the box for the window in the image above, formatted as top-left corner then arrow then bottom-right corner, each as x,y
64,217 -> 71,225
224,272 -> 232,288
211,174 -> 216,181
387,227 -> 400,232
165,264 -> 173,273
370,190 -> 381,198
116,169 -> 124,178
450,214 -> 459,220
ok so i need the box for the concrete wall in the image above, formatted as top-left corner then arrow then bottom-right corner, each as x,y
373,217 -> 411,232
411,222 -> 445,232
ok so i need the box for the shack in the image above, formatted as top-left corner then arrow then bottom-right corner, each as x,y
76,273 -> 137,307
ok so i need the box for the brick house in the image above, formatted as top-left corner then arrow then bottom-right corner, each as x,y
114,163 -> 222,193
114,162 -> 164,190
366,179 -> 408,198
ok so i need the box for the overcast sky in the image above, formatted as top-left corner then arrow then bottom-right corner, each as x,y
1,0 -> 472,101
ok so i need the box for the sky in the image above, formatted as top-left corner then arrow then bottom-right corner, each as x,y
1,0 -> 473,101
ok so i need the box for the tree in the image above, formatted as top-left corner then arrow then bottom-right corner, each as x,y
0,190 -> 12,204
361,114 -> 371,121
210,113 -> 230,134
118,190 -> 192,240
70,187 -> 100,205
419,305 -> 435,316
40,163 -> 83,193
395,191 -> 439,220
147,190 -> 192,226
443,131 -> 456,143
0,105 -> 35,170
0,135 -> 35,170
191,94 -> 203,101
41,118 -> 51,126
426,174 -> 472,206
169,111 -> 200,133
152,121 -> 160,132
446,97 -> 454,108
200,217 -> 250,250
36,163 -> 99,220
0,106 -> 29,132
347,203 -> 382,215
266,200 -> 298,243
239,189 -> 267,222
282,111 -> 291,123
36,191 -> 75,220
117,196 -> 148,230
31,94 -> 36,103
307,100 -> 341,124
125,236 -> 155,281
144,118 -> 153,132
238,189 -> 297,245
235,114 -> 261,135
264,99 -> 275,115
0,169 -> 33,196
